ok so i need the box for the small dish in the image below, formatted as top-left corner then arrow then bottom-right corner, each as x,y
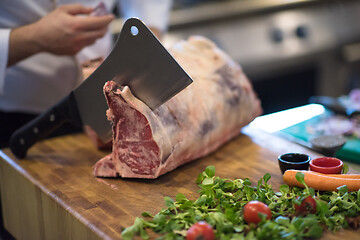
278,153 -> 311,174
309,157 -> 343,174
310,135 -> 346,157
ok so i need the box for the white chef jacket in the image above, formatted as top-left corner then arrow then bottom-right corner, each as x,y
0,0 -> 172,114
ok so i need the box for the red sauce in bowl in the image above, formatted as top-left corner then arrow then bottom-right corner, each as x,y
309,157 -> 343,174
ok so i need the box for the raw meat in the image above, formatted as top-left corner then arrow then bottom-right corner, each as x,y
93,36 -> 262,178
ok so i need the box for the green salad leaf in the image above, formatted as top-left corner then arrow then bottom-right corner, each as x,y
122,166 -> 360,239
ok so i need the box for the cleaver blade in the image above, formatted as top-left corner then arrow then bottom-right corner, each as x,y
9,18 -> 193,158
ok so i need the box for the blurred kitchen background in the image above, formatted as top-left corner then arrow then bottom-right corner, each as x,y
115,0 -> 360,115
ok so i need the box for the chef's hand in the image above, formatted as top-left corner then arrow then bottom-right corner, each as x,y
7,4 -> 114,67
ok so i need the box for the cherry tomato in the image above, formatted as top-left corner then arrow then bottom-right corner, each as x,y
243,200 -> 272,224
186,221 -> 215,240
294,196 -> 317,215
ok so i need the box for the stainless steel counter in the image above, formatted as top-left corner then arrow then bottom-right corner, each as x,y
169,0 -> 320,28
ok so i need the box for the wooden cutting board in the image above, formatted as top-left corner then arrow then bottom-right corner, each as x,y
0,126 -> 359,240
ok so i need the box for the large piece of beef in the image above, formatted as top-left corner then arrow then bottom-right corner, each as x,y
93,36 -> 262,178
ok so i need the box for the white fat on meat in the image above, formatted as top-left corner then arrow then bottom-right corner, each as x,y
93,36 -> 262,178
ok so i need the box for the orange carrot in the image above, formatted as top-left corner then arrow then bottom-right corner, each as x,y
309,171 -> 360,179
283,170 -> 360,192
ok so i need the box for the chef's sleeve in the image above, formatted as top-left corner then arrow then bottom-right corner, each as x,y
118,0 -> 173,34
0,29 -> 10,95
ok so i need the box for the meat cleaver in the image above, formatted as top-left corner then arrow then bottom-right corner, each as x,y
9,18 -> 193,158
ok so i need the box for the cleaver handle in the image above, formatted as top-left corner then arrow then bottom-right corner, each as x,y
9,92 -> 82,159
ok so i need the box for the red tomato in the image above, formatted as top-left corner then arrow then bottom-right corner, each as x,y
243,200 -> 272,224
294,196 -> 317,215
186,221 -> 215,240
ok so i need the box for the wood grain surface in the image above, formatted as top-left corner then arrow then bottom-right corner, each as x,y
0,126 -> 359,240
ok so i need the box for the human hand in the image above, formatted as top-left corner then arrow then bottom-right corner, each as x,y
32,4 -> 114,55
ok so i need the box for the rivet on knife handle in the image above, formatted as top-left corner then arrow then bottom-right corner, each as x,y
9,92 -> 82,158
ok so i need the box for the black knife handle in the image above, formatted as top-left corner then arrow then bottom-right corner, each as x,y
9,92 -> 82,159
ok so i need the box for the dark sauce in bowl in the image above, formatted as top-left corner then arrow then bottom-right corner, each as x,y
278,153 -> 311,174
